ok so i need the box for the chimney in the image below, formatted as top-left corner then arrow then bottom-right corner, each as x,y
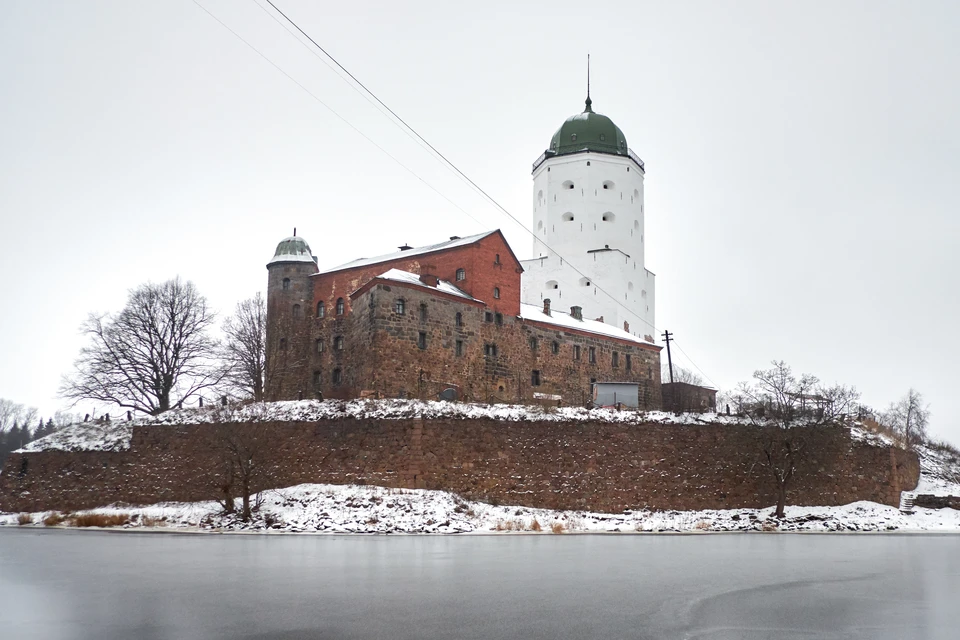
398,243 -> 413,251
543,298 -> 551,316
419,264 -> 439,287
570,305 -> 582,321
449,236 -> 460,241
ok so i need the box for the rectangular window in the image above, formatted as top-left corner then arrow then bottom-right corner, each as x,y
551,341 -> 559,355
531,370 -> 541,386
612,352 -> 619,368
485,311 -> 493,323
419,304 -> 427,322
495,313 -> 503,326
573,345 -> 581,361
589,347 -> 596,364
456,340 -> 463,356
529,337 -> 538,352
418,332 -> 427,350
626,354 -> 632,371
485,343 -> 498,358
316,339 -> 324,354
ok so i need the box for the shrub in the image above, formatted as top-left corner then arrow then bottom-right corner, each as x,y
529,518 -> 542,532
43,512 -> 65,527
70,513 -> 130,528
17,513 -> 33,526
140,516 -> 164,528
550,522 -> 565,534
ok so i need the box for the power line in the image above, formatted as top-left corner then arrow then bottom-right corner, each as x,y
671,340 -> 719,390
257,0 -> 660,336
200,0 -> 720,388
189,0 -> 488,232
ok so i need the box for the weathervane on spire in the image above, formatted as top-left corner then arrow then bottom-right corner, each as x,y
585,53 -> 593,112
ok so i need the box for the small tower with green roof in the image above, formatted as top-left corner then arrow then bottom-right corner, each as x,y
265,231 -> 319,401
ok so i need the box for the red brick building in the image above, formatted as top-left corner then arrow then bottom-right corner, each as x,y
265,230 -> 662,407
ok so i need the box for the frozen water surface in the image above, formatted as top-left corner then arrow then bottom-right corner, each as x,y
0,529 -> 957,639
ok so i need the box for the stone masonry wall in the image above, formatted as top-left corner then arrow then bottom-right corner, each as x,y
0,418 -> 918,514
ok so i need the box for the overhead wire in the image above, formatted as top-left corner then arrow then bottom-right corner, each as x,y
190,0 -> 488,232
194,0 -> 719,386
256,0 -> 661,336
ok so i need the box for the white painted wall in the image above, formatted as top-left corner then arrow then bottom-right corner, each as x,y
521,151 -> 656,341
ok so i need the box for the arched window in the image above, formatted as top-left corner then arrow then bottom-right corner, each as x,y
419,303 -> 427,322
315,338 -> 324,354
602,180 -> 615,190
561,212 -> 575,222
332,368 -> 342,385
334,336 -> 344,351
562,180 -> 574,190
292,304 -> 301,317
456,268 -> 465,281
335,298 -> 345,315
282,278 -> 291,290
493,287 -> 500,299
395,299 -> 405,315
602,213 -> 616,222
495,253 -> 501,264
455,312 -> 463,327
545,280 -> 559,290
579,277 -> 591,287
316,301 -> 325,318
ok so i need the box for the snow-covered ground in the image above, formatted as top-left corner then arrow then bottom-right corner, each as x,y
2,482 -> 959,534
17,398 -> 855,454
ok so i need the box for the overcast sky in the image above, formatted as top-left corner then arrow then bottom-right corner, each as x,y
1,1 -> 958,441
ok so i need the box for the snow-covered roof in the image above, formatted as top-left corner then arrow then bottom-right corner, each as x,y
268,236 -> 316,266
519,303 -> 654,346
372,268 -> 480,302
317,231 -> 496,275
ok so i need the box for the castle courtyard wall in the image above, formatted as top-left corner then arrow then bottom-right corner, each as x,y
0,418 -> 918,515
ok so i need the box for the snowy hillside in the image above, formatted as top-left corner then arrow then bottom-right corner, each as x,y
18,398 -> 862,454
3,482 -> 959,533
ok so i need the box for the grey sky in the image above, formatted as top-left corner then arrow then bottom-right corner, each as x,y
1,1 -> 958,441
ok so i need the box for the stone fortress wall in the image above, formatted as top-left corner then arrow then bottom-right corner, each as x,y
0,415 -> 918,515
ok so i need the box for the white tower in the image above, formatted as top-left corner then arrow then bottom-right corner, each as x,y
520,93 -> 656,342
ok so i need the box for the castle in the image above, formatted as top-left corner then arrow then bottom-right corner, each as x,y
264,94 -> 663,407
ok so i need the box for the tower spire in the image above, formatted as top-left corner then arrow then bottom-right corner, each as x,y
585,53 -> 593,112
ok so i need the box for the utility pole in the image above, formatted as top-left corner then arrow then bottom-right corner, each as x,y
661,330 -> 674,384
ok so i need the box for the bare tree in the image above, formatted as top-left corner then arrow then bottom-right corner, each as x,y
60,277 -> 222,416
221,293 -> 267,402
661,365 -> 703,386
0,399 -> 38,434
883,389 -> 930,449
737,361 -> 860,518
212,405 -> 275,522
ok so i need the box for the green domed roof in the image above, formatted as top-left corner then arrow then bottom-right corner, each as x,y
548,97 -> 628,157
267,235 -> 315,266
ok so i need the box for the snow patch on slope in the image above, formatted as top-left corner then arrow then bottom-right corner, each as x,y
3,483 -> 959,533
